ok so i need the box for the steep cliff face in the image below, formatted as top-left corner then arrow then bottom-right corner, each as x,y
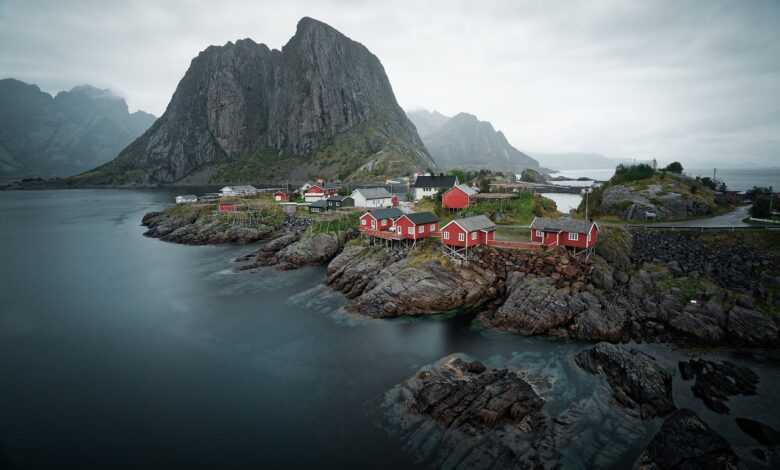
407,110 -> 538,173
0,79 -> 155,178
91,17 -> 433,185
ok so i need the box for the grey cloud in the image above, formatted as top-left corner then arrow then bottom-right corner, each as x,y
0,0 -> 777,167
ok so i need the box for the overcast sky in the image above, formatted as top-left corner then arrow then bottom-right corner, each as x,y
1,0 -> 778,167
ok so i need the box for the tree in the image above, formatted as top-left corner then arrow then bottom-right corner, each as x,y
478,177 -> 492,193
665,161 -> 683,174
749,186 -> 774,218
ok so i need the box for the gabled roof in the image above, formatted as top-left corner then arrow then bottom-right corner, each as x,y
370,207 -> 403,220
449,184 -> 477,196
530,217 -> 597,234
400,212 -> 439,225
443,215 -> 496,232
327,195 -> 352,202
305,185 -> 324,193
233,185 -> 257,191
414,175 -> 457,188
310,200 -> 329,208
323,182 -> 341,189
353,187 -> 392,199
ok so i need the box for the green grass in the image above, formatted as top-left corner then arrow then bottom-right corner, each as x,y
417,192 -> 558,226
306,211 -> 360,235
657,275 -> 721,303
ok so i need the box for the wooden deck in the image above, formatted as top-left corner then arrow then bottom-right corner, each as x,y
361,229 -> 404,240
487,239 -> 543,250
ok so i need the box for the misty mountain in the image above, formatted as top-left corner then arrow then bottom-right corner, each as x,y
407,110 -> 538,172
87,17 -> 433,185
531,152 -> 618,171
0,79 -> 155,178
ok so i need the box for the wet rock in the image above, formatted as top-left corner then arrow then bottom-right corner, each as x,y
736,418 -> 780,447
480,273 -> 586,335
274,233 -> 341,267
678,359 -> 758,414
575,343 -> 675,419
668,306 -> 726,344
327,243 -> 401,298
572,304 -> 627,342
634,409 -> 740,469
382,354 -> 559,470
350,253 -> 497,317
142,207 -> 278,245
727,306 -> 778,346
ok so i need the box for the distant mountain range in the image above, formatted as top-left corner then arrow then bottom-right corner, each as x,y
0,79 -> 155,178
81,17 -> 433,186
531,152 -> 656,172
407,110 -> 538,173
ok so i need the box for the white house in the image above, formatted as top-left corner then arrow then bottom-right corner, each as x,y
351,187 -> 394,208
413,175 -> 458,201
175,194 -> 198,204
219,185 -> 258,197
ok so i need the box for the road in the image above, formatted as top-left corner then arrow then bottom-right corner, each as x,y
646,205 -> 751,227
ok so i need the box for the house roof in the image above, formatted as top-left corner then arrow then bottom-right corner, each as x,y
323,182 -> 341,189
353,187 -> 392,199
450,184 -> 477,196
445,215 -> 496,232
310,200 -> 329,208
233,185 -> 257,191
305,185 -> 324,193
414,175 -> 457,188
531,217 -> 597,234
369,207 -> 403,220
401,212 -> 439,225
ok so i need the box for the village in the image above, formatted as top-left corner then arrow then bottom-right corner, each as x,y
173,173 -> 599,262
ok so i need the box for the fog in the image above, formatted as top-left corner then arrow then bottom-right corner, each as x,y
1,0 -> 778,167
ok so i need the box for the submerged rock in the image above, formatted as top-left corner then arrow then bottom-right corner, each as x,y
736,418 -> 780,447
575,343 -> 675,419
678,358 -> 759,414
382,354 -> 559,469
634,409 -> 740,469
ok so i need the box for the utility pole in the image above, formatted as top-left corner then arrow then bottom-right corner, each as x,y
582,187 -> 592,221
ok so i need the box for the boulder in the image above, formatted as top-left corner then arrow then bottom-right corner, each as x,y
349,253 -> 497,317
678,359 -> 759,414
575,343 -> 675,419
633,409 -> 740,469
727,306 -> 778,346
327,244 -> 401,298
572,304 -> 627,342
275,233 -> 341,267
481,273 -> 586,335
736,418 -> 780,447
382,354 -> 559,470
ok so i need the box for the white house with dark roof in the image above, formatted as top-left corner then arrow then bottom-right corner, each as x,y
413,175 -> 458,201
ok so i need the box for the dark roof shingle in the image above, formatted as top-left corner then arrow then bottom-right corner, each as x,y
531,217 -> 595,233
369,208 -> 403,220
403,212 -> 439,225
414,175 -> 457,188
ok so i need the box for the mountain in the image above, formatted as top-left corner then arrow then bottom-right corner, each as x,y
406,109 -> 450,138
86,17 -> 434,186
407,110 -> 538,172
0,79 -> 156,178
530,152 -> 617,171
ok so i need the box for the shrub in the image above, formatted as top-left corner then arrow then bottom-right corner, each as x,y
664,161 -> 683,174
611,164 -> 655,184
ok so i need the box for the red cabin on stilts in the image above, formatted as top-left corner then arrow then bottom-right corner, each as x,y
394,212 -> 439,242
530,217 -> 599,249
440,215 -> 496,260
442,184 -> 477,210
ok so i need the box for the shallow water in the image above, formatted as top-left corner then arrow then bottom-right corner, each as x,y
0,190 -> 778,469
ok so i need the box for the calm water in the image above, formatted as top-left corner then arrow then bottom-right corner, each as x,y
1,190 -> 778,469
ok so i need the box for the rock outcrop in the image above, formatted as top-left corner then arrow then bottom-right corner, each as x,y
634,409 -> 740,469
575,343 -> 675,419
382,354 -> 558,469
407,110 -> 538,172
141,207 -> 277,244
87,17 -> 433,185
328,245 -> 498,317
0,79 -> 155,178
678,359 -> 759,414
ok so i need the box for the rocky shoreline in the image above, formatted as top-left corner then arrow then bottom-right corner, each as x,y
143,206 -> 780,349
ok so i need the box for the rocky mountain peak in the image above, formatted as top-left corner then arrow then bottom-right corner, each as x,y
87,17 -> 432,185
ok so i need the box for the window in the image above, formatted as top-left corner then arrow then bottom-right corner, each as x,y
361,219 -> 366,225
430,224 -> 436,231
471,232 -> 477,240
443,231 -> 450,240
371,221 -> 376,230
568,232 -> 579,241
418,226 -> 424,233
381,219 -> 387,226
458,233 -> 465,242
407,227 -> 413,235
535,230 -> 542,238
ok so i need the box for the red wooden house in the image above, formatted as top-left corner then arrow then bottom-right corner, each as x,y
442,184 -> 478,210
274,191 -> 289,202
530,217 -> 599,249
440,215 -> 496,248
218,200 -> 240,213
394,212 -> 439,240
359,208 -> 404,232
